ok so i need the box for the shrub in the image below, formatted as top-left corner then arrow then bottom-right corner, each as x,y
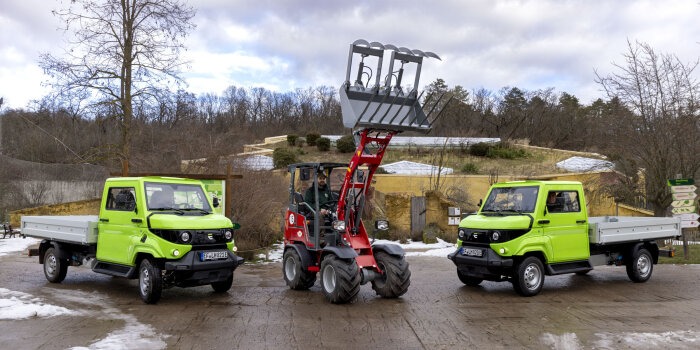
336,134 -> 356,153
306,132 -> 321,146
469,142 -> 492,157
374,167 -> 389,174
316,137 -> 331,151
486,143 -> 529,159
272,148 -> 298,168
461,162 -> 479,174
296,147 -> 305,155
286,134 -> 298,146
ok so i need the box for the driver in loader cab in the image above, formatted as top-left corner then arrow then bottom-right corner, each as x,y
305,172 -> 334,216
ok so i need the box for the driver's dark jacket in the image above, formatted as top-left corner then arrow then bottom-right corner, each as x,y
305,185 -> 333,210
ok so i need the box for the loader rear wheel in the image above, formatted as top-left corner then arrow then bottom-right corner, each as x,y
457,270 -> 483,286
43,247 -> 68,283
372,252 -> 411,298
139,258 -> 163,304
320,255 -> 360,303
626,248 -> 653,283
283,249 -> 316,290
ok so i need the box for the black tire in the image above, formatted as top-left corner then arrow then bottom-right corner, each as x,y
283,249 -> 316,290
211,271 -> 234,293
626,248 -> 653,283
372,252 -> 411,297
320,255 -> 360,303
43,247 -> 68,283
138,258 -> 163,304
512,256 -> 545,297
457,270 -> 483,286
575,270 -> 591,276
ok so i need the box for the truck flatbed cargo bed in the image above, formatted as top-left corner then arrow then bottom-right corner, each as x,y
21,215 -> 99,245
588,216 -> 681,244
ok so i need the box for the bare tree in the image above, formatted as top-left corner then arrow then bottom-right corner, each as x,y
40,0 -> 196,163
596,40 -> 700,216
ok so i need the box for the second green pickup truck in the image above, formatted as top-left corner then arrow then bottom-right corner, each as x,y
448,180 -> 680,296
21,177 -> 244,303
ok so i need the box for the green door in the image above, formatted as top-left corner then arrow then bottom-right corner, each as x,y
542,187 -> 589,263
97,185 -> 142,265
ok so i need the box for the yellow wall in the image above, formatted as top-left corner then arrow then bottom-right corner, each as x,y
10,198 -> 101,227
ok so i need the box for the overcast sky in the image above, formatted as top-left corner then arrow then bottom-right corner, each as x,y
1,0 -> 699,109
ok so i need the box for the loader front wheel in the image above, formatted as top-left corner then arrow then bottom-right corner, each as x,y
372,252 -> 411,298
283,248 -> 316,290
320,255 -> 360,303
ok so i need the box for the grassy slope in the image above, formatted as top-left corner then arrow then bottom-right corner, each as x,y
273,141 -> 593,176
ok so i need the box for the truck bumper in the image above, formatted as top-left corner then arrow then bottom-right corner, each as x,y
448,246 -> 514,281
163,249 -> 244,287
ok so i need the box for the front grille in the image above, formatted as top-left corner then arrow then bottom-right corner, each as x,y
151,229 -> 231,246
462,229 -> 490,246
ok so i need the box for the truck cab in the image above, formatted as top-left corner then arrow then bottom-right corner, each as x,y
448,180 -> 679,296
24,177 -> 244,304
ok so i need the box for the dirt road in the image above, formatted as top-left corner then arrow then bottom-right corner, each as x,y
1,250 -> 700,349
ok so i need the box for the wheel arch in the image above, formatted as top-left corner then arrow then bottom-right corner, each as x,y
372,243 -> 405,257
285,243 -> 314,269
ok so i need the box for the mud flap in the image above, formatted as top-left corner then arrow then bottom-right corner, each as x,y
372,243 -> 405,257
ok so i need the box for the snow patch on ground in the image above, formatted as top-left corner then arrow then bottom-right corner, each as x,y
256,243 -> 284,263
594,330 -> 700,349
45,289 -> 168,350
556,156 -> 614,172
0,236 -> 39,257
373,238 -> 454,249
380,160 -> 454,175
0,288 -> 79,319
540,333 -> 583,350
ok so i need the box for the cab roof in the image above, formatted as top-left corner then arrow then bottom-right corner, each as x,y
492,180 -> 582,187
105,176 -> 205,184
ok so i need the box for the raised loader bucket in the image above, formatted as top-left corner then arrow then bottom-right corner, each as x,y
339,39 -> 451,134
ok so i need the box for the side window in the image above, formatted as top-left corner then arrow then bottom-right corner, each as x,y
105,187 -> 137,211
546,191 -> 580,213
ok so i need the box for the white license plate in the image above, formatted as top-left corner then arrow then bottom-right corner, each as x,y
462,248 -> 483,257
200,251 -> 228,261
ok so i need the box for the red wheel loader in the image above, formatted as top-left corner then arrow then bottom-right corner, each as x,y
282,40 -> 451,303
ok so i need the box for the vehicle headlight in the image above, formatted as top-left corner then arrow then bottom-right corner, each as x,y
491,231 -> 501,242
180,231 -> 191,242
333,220 -> 346,231
458,228 -> 467,240
224,230 -> 233,240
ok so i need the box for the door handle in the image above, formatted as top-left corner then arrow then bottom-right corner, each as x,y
100,218 -> 109,222
576,220 -> 586,224
131,219 -> 143,223
538,220 -> 550,224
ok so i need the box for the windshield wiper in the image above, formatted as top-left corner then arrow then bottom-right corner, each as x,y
150,207 -> 185,215
180,208 -> 211,215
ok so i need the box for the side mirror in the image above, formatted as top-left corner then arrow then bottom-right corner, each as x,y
477,199 -> 483,208
357,170 -> 365,182
213,197 -> 220,208
299,168 -> 311,181
232,223 -> 241,230
374,220 -> 389,231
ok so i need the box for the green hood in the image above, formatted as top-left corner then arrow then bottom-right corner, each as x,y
148,213 -> 232,230
459,214 -> 532,230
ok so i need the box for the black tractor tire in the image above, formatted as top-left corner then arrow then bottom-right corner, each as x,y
283,249 -> 316,290
512,256 -> 545,297
457,270 -> 483,286
211,271 -> 234,293
372,252 -> 411,298
138,258 -> 163,304
320,255 -> 360,303
43,247 -> 68,283
626,248 -> 653,283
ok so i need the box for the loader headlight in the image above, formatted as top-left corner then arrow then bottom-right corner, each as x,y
180,231 -> 191,243
333,220 -> 346,231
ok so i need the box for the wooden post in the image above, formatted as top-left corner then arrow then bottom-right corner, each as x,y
225,164 -> 232,220
122,160 -> 129,176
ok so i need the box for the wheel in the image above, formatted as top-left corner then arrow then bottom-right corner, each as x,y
43,247 -> 68,283
371,252 -> 411,298
320,255 -> 360,303
575,270 -> 591,276
283,248 -> 316,290
138,258 -> 163,304
457,270 -> 483,286
512,256 -> 545,297
626,248 -> 653,283
211,271 -> 234,293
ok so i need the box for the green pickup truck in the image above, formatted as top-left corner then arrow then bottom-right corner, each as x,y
448,180 -> 680,296
21,177 -> 244,303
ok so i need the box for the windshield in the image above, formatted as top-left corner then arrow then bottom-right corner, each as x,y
481,186 -> 539,213
145,182 -> 212,212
